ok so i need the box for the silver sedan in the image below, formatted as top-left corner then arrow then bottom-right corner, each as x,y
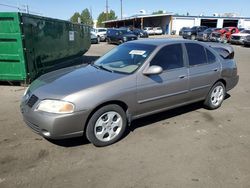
20,39 -> 239,146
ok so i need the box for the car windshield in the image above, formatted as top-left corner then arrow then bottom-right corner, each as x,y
94,43 -> 156,74
241,30 -> 250,34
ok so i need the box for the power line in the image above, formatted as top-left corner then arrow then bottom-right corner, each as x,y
0,3 -> 42,15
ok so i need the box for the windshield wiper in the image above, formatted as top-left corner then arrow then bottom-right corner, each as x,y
91,64 -> 113,73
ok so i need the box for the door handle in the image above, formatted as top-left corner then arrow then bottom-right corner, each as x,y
213,68 -> 218,72
179,75 -> 186,79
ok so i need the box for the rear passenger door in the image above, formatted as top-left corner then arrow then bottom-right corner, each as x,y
185,43 -> 221,100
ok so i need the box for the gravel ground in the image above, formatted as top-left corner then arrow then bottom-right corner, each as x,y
0,38 -> 250,188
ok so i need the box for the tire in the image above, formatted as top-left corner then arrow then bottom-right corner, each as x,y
107,38 -> 111,44
86,104 -> 127,147
204,82 -> 226,110
118,40 -> 123,44
191,35 -> 196,40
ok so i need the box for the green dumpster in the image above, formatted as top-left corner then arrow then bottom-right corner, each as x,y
0,12 -> 91,83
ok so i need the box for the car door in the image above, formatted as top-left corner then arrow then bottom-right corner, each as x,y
185,43 -> 221,101
136,43 -> 189,116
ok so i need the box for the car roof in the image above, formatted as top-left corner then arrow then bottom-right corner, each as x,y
126,38 -> 200,46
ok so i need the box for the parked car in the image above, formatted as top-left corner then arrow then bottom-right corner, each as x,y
182,26 -> 208,40
92,28 -> 107,42
210,27 -> 239,43
243,35 -> 250,46
21,39 -> 239,147
154,27 -> 163,35
131,28 -> 149,38
196,28 -> 221,41
91,31 -> 99,44
106,28 -> 138,44
230,29 -> 250,45
179,27 -> 190,36
144,27 -> 155,35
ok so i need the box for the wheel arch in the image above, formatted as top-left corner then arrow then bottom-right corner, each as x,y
84,100 -> 130,133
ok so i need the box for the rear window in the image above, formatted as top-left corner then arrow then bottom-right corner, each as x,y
206,49 -> 217,64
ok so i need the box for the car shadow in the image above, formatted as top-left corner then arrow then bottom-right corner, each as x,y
46,136 -> 90,147
47,94 -> 231,147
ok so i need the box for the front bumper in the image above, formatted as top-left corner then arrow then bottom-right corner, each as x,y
20,100 -> 91,139
230,39 -> 244,45
182,34 -> 191,39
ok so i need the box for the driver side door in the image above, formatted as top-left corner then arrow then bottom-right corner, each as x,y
136,43 -> 189,116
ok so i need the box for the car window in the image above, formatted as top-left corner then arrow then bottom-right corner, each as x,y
150,44 -> 184,70
206,49 -> 217,64
185,43 -> 207,66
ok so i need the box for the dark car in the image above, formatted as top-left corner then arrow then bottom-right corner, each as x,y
179,27 -> 190,36
196,28 -> 221,41
106,29 -> 138,44
21,39 -> 239,147
131,28 -> 149,38
243,35 -> 250,46
182,26 -> 208,40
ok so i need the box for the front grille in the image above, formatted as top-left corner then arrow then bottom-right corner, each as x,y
231,36 -> 241,40
212,33 -> 221,37
27,95 -> 38,108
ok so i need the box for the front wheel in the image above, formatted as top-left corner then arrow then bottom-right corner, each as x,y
86,105 -> 127,147
204,82 -> 226,110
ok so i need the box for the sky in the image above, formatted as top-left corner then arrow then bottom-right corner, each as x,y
0,0 -> 250,20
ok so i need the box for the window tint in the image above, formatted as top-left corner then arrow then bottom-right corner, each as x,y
206,49 -> 217,64
185,43 -> 207,66
150,44 -> 184,70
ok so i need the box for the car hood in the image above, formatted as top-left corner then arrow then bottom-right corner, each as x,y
232,33 -> 250,37
29,65 -> 126,100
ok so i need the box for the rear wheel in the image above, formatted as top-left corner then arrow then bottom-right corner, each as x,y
204,82 -> 226,110
86,105 -> 127,147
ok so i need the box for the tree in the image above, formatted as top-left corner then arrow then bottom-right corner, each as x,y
97,10 -> 117,27
80,8 -> 93,26
70,12 -> 81,23
152,10 -> 164,15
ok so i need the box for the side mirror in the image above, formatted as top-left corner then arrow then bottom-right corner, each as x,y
143,65 -> 163,75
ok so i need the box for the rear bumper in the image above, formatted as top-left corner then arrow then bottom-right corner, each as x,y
226,75 -> 239,92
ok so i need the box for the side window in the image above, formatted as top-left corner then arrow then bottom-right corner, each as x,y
150,44 -> 184,70
206,49 -> 217,64
185,43 -> 207,66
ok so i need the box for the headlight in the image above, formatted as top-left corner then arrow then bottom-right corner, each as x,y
35,100 -> 75,114
123,37 -> 127,41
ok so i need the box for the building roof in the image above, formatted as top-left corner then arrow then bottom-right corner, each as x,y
103,13 -> 173,24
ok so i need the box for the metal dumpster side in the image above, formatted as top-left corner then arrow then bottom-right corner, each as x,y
0,12 -> 27,81
0,12 -> 91,83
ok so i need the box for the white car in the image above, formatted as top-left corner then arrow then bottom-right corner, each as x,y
154,27 -> 163,35
144,27 -> 155,35
230,29 -> 250,44
92,28 -> 107,42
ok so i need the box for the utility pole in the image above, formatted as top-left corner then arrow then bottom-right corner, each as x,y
120,0 -> 123,19
26,5 -> 29,14
106,0 -> 109,21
